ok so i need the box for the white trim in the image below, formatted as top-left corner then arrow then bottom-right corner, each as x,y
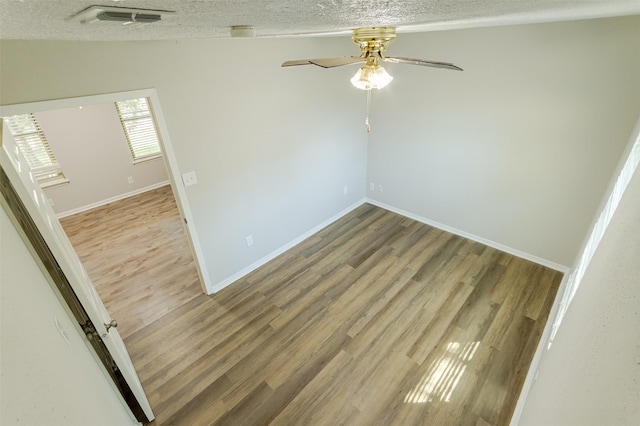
365,198 -> 570,273
549,119 -> 640,341
41,177 -> 70,189
1,88 -> 214,294
132,153 -> 162,165
0,89 -> 160,115
363,197 -> 573,425
211,199 -> 367,294
212,195 -> 572,294
508,272 -> 570,426
145,90 -> 213,294
510,116 -> 640,425
210,194 -> 576,421
55,180 -> 170,219
1,133 -> 148,424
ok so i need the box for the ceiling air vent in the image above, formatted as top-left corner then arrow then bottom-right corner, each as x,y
69,5 -> 174,25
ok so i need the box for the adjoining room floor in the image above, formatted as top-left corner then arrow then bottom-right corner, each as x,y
60,185 -> 202,339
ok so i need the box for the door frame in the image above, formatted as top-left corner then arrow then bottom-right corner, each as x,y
1,115 -> 157,422
0,88 -> 213,294
0,165 -> 149,423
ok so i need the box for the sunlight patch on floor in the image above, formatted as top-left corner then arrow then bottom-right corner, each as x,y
405,341 -> 479,404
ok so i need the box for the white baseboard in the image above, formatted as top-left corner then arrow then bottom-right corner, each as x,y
209,196 -> 573,422
508,271 -> 571,425
210,199 -> 367,294
363,198 -> 572,424
212,197 -> 571,293
366,198 -> 570,273
509,271 -> 571,425
56,181 -> 171,219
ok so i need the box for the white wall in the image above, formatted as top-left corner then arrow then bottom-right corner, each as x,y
0,37 -> 368,287
2,17 -> 637,287
366,16 -> 640,267
518,155 -> 640,425
36,103 -> 168,216
1,15 -> 638,425
0,206 -> 136,425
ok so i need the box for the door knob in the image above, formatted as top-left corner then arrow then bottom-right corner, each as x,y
104,319 -> 118,332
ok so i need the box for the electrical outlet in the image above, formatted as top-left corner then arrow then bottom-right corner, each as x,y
343,186 -> 348,195
47,198 -> 55,207
369,182 -> 375,191
127,176 -> 134,184
246,235 -> 253,247
378,184 -> 383,192
182,171 -> 198,187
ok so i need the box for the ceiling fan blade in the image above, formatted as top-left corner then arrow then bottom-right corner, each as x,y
282,56 -> 364,68
281,59 -> 317,67
382,56 -> 463,71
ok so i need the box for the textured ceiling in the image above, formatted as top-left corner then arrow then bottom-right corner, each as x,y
0,0 -> 639,41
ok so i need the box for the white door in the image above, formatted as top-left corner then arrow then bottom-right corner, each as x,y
0,132 -> 154,422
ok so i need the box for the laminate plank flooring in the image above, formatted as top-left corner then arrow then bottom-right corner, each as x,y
59,185 -> 202,339
122,203 -> 562,426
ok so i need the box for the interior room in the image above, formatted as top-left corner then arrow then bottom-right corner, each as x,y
1,1 -> 639,425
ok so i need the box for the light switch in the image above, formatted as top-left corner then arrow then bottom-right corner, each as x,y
182,171 -> 198,187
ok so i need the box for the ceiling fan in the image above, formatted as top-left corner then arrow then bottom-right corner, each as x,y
282,27 -> 463,90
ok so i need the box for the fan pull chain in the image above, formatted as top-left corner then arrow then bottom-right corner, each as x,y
365,89 -> 372,133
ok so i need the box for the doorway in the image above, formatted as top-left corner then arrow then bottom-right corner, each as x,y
0,89 -> 212,336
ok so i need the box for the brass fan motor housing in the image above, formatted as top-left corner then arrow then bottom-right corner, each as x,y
352,27 -> 397,58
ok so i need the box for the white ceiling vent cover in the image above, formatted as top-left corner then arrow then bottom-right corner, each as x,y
69,5 -> 175,25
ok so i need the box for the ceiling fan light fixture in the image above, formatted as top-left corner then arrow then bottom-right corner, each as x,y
351,64 -> 393,90
282,26 -> 461,93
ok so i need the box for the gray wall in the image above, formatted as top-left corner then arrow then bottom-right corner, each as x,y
1,14 -> 640,425
366,16 -> 640,267
0,207 -> 136,425
37,103 -> 168,216
0,16 -> 638,284
0,36 -> 369,287
519,158 -> 640,425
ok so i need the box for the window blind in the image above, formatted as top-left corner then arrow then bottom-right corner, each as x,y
115,98 -> 162,163
3,113 -> 67,186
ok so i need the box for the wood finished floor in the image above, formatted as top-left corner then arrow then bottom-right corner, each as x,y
59,185 -> 202,339
108,202 -> 562,426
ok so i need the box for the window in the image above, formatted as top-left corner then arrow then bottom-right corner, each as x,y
549,134 -> 640,347
115,97 -> 162,163
3,113 -> 68,187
